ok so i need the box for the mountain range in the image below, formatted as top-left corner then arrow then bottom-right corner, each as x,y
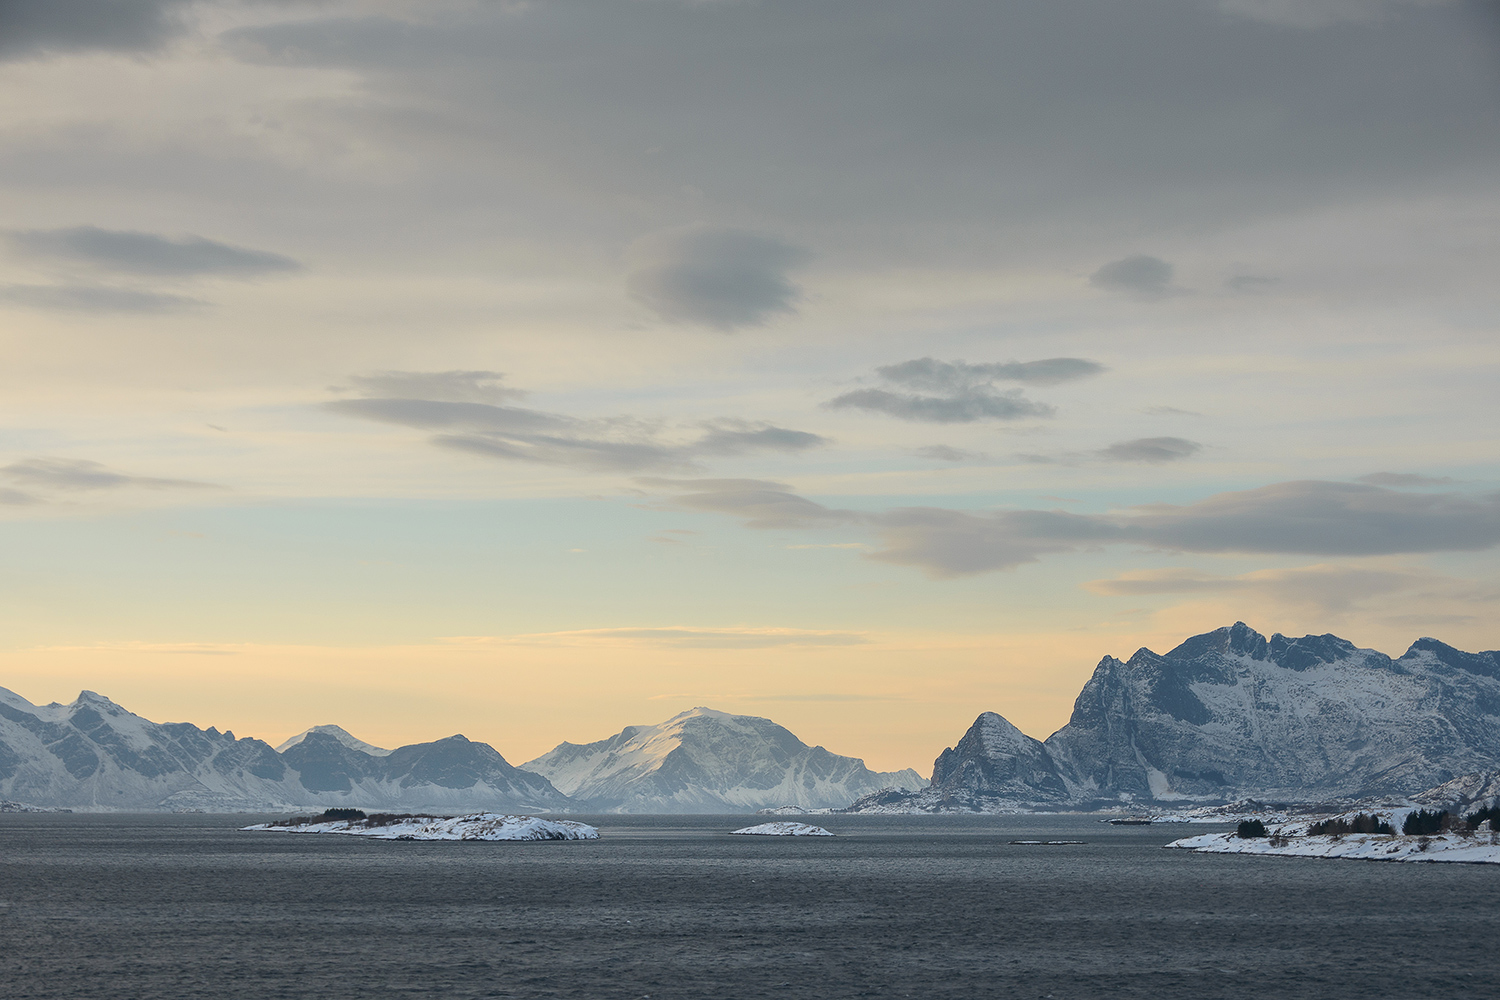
0,690 -> 917,813
5,623 -> 1498,814
850,622 -> 1500,812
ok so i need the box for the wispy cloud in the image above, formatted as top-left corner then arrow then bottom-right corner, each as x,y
643,478 -> 1500,577
9,226 -> 301,278
826,356 -> 1103,424
328,372 -> 828,474
445,626 -> 871,649
0,458 -> 219,494
0,284 -> 204,313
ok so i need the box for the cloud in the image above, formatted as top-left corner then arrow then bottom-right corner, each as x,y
0,458 -> 218,493
0,0 -> 193,60
877,357 -> 1107,390
627,226 -> 811,329
9,226 -> 301,278
641,478 -> 860,530
913,445 -> 985,462
1089,255 -> 1175,297
827,387 -> 1051,423
1226,274 -> 1277,292
1215,0 -> 1454,29
1142,406 -> 1203,417
694,421 -> 828,456
826,356 -> 1099,424
0,284 -> 204,313
1357,472 -> 1456,488
1119,481 -> 1500,556
327,374 -> 828,474
1083,563 -> 1485,615
449,626 -> 870,649
1097,437 -> 1202,463
867,507 -> 1107,576
340,371 -> 524,405
644,477 -> 1500,577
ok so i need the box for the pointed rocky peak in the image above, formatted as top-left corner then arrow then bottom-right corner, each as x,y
72,690 -> 127,713
1166,622 -> 1268,662
970,712 -> 1045,757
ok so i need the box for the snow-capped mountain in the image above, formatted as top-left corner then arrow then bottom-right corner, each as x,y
0,687 -> 567,812
849,623 -> 1500,812
276,724 -> 391,756
521,707 -> 926,813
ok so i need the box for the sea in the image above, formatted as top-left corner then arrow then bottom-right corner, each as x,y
2,812 -> 1496,999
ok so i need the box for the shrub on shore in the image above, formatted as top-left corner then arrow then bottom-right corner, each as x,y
1236,819 -> 1268,839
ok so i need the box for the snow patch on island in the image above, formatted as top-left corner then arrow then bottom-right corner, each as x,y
242,812 -> 598,841
731,821 -> 834,836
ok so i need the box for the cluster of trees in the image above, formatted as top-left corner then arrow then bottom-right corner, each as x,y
1308,813 -> 1393,836
319,808 -> 367,821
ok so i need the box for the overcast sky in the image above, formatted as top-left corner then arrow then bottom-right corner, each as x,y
1,0 -> 1497,769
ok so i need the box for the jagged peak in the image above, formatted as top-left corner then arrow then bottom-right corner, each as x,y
1166,622 -> 1268,661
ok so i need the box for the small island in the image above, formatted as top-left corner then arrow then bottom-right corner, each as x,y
1168,807 -> 1500,864
242,809 -> 599,841
731,821 -> 834,837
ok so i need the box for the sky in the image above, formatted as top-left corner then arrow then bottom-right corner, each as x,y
1,0 -> 1498,772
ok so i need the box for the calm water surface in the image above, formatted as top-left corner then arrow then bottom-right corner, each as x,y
2,813 -> 1496,999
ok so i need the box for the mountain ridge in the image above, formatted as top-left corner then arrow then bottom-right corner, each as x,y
848,622 -> 1500,813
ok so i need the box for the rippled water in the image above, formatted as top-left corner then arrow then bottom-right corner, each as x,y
2,813 -> 1496,999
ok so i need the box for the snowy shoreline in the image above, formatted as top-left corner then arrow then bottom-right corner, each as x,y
241,812 -> 599,841
1168,830 -> 1500,864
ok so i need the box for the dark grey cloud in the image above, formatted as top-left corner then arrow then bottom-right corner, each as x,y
219,1 -> 1500,254
877,357 -> 1106,390
0,487 -> 39,505
327,374 -> 828,474
827,387 -> 1051,423
645,478 -> 1500,576
826,356 -> 1100,424
0,0 -> 192,60
627,227 -> 811,329
340,371 -> 523,405
0,458 -> 217,492
1143,405 -> 1203,417
0,284 -> 203,313
1122,481 -> 1500,557
1090,255 -> 1175,297
10,226 -> 301,278
1358,472 -> 1456,488
1097,437 -> 1202,463
694,422 -> 828,456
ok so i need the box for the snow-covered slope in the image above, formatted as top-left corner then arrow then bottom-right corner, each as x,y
522,707 -> 926,813
0,688 -> 567,812
276,724 -> 391,756
847,623 -> 1500,813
